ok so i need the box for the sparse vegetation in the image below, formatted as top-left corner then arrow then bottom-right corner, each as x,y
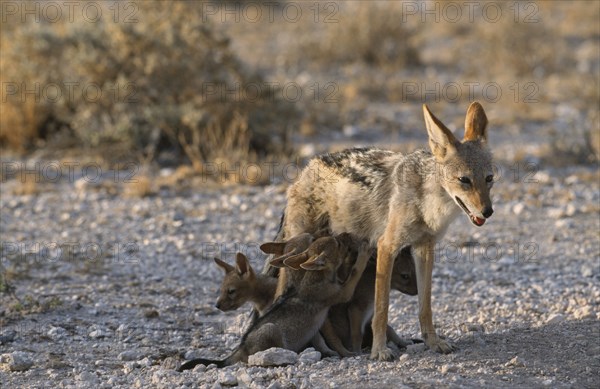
0,1 -> 598,172
0,1 -> 298,165
296,2 -> 421,68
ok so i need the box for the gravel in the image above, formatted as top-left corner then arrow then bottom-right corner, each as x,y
1,162 -> 599,388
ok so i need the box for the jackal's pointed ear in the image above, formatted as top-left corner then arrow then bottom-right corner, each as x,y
423,104 -> 458,160
260,242 -> 285,255
214,257 -> 234,273
270,250 -> 302,268
300,252 -> 327,271
282,252 -> 310,270
463,101 -> 488,143
269,256 -> 287,268
235,253 -> 255,279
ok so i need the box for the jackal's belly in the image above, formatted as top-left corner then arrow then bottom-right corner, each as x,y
326,190 -> 386,245
286,191 -> 386,245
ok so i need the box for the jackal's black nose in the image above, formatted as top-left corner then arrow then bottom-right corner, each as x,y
482,207 -> 494,218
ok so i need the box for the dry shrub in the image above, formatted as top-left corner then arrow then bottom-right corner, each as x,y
0,1 -> 298,165
297,2 -> 421,68
466,7 -> 572,79
123,175 -> 153,198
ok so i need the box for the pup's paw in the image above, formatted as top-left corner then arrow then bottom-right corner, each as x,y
356,241 -> 370,255
426,337 -> 456,354
370,346 -> 395,361
320,349 -> 340,358
339,349 -> 360,358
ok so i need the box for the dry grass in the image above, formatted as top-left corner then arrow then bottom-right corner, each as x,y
0,1 -> 297,165
123,175 -> 153,198
1,0 -> 598,172
295,2 -> 421,68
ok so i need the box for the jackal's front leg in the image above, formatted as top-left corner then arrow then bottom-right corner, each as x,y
414,241 -> 456,354
370,236 -> 396,361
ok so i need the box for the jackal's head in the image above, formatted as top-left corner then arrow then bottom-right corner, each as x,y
423,102 -> 494,227
213,253 -> 256,311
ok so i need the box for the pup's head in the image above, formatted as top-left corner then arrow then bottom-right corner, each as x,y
391,247 -> 418,296
213,253 -> 255,311
423,102 -> 494,227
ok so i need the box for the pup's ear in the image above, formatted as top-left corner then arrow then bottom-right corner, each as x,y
423,104 -> 458,160
235,253 -> 255,279
260,242 -> 285,255
214,257 -> 234,274
270,250 -> 304,268
463,101 -> 488,143
281,252 -> 310,270
300,252 -> 327,271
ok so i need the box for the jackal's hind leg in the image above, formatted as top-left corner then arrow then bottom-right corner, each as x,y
246,323 -> 284,356
320,318 -> 357,357
310,332 -> 339,357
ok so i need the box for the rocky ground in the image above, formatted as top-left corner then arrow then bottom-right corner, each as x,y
1,155 -> 599,388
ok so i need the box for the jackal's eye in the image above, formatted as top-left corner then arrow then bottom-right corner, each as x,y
400,274 -> 410,281
485,175 -> 494,183
227,288 -> 235,295
458,176 -> 471,185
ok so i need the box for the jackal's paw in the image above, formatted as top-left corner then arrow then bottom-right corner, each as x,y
320,349 -> 340,358
339,350 -> 360,358
370,346 -> 395,361
426,337 -> 456,354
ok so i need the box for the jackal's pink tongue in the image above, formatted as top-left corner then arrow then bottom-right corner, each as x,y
474,217 -> 486,226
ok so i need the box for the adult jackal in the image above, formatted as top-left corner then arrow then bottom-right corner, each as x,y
281,102 -> 494,360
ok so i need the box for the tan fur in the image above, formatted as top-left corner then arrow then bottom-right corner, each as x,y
276,102 -> 494,360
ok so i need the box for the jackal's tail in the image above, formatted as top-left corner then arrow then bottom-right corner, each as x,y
177,357 -> 227,371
